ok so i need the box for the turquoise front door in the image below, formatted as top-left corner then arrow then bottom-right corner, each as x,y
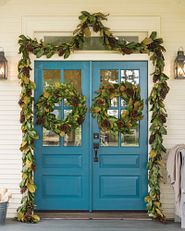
34,61 -> 148,211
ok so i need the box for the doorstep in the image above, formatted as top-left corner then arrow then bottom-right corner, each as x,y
36,211 -> 151,220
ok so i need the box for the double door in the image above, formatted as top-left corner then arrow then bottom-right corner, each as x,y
34,61 -> 148,211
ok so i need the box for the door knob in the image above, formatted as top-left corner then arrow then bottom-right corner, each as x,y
93,142 -> 99,162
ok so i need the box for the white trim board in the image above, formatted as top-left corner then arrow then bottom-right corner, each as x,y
21,15 -> 160,37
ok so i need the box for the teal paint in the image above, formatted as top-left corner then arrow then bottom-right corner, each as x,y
34,61 -> 148,211
92,62 -> 148,210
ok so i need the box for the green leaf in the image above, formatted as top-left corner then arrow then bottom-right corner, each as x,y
142,37 -> 153,45
31,214 -> 40,223
84,27 -> 91,37
150,31 -> 157,40
27,183 -> 35,193
64,49 -> 70,59
17,212 -> 25,222
46,51 -> 55,58
94,12 -> 109,20
35,49 -> 45,58
79,14 -> 87,20
81,11 -> 91,17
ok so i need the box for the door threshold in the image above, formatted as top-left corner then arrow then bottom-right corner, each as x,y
36,211 -> 151,220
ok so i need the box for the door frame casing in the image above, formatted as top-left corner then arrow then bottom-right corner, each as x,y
22,15 -> 159,197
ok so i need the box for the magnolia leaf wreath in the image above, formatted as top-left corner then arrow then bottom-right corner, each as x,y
36,83 -> 87,136
91,81 -> 144,133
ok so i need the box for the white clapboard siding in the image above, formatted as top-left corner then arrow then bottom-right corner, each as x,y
0,81 -> 22,218
164,80 -> 185,149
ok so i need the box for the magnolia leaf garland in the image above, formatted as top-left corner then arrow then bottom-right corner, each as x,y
36,83 -> 87,136
91,81 -> 144,134
18,11 -> 169,222
18,45 -> 40,223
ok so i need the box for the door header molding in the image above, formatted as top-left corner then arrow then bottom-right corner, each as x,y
22,15 -> 160,37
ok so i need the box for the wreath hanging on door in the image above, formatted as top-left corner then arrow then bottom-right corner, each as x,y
36,82 -> 87,136
91,81 -> 144,134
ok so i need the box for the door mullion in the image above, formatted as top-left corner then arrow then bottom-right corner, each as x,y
118,68 -> 121,147
61,69 -> 64,146
89,61 -> 93,212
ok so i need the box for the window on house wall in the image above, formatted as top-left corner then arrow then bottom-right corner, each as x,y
35,32 -> 147,50
44,36 -> 138,50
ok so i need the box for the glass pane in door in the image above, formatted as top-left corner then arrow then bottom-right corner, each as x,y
121,69 -> 139,84
43,110 -> 60,146
100,131 -> 118,146
43,70 -> 60,87
100,110 -> 119,147
100,70 -> 119,107
64,110 -> 82,146
121,69 -> 140,147
121,126 -> 139,146
63,70 -> 82,146
100,70 -> 118,84
64,70 -> 81,93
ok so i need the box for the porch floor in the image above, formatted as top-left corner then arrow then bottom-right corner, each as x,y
0,219 -> 182,231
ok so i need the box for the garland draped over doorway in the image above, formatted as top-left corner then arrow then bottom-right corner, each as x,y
17,11 -> 169,223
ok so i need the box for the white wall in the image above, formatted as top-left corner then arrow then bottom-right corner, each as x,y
0,81 -> 22,217
0,0 -> 185,218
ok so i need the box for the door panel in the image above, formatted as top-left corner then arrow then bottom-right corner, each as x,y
92,61 -> 148,210
34,60 -> 148,211
34,61 -> 90,210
